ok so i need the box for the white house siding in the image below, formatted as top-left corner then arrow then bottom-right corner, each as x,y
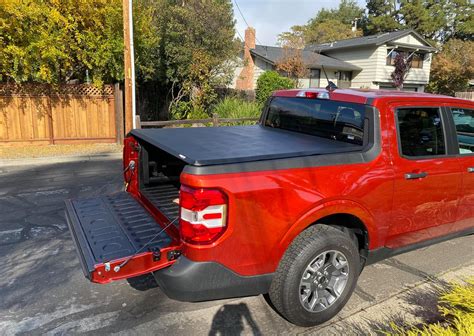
318,69 -> 338,88
376,44 -> 431,91
228,55 -> 271,89
391,34 -> 426,47
325,47 -> 379,89
253,56 -> 273,89
298,69 -> 338,89
230,64 -> 244,89
299,78 -> 310,88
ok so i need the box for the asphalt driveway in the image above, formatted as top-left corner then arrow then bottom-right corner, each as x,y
0,158 -> 472,335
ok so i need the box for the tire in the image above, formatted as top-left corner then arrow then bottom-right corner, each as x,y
268,224 -> 360,327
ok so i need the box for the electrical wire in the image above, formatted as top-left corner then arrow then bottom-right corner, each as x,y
233,0 -> 250,29
113,216 -> 180,272
233,0 -> 263,45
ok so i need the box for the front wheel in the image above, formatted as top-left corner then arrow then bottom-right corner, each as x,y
267,224 -> 360,327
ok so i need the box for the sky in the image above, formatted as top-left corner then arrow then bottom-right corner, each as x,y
232,0 -> 366,46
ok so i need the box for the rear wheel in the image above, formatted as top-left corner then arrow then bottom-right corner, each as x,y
267,224 -> 360,327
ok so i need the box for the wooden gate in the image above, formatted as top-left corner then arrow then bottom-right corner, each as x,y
0,84 -> 122,146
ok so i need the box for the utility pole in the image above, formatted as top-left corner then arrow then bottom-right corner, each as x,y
123,0 -> 136,134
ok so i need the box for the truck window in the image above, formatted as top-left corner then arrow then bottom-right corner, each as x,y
265,97 -> 366,145
450,108 -> 474,154
396,107 -> 446,157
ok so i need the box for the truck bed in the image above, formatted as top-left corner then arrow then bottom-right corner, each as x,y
131,125 -> 361,166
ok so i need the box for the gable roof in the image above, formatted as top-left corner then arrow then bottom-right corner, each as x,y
307,29 -> 436,53
250,45 -> 362,71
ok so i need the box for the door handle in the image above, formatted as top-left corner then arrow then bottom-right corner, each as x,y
405,172 -> 428,180
468,167 -> 474,173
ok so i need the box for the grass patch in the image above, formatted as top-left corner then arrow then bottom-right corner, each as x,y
212,97 -> 262,125
387,278 -> 474,336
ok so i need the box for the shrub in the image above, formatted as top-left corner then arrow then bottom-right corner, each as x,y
387,278 -> 474,336
255,71 -> 295,105
212,97 -> 262,125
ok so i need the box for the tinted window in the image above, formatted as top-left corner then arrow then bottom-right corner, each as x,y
397,107 -> 446,157
265,97 -> 366,145
451,108 -> 474,154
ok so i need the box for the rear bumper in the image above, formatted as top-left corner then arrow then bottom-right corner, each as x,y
153,256 -> 273,302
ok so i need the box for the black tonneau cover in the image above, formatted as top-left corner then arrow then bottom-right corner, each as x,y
131,125 -> 361,166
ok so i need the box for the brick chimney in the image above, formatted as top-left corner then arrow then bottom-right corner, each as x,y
236,27 -> 256,90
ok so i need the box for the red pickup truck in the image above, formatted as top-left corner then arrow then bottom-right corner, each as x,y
66,88 -> 474,326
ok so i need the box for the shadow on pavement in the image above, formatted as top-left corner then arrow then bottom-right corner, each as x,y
209,303 -> 262,336
343,278 -> 451,334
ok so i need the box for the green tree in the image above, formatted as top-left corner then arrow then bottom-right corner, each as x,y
364,0 -> 473,42
364,0 -> 401,34
0,0 -> 124,85
0,0 -> 165,85
426,39 -> 474,96
399,0 -> 448,41
255,71 -> 294,105
161,0 -> 239,119
279,0 -> 365,46
447,0 -> 474,41
133,0 -> 164,82
278,26 -> 306,49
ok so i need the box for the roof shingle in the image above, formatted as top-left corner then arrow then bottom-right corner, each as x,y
251,45 -> 361,71
306,29 -> 436,52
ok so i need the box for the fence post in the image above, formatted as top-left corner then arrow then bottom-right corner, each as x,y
114,83 -> 124,144
135,115 -> 142,129
212,113 -> 219,127
47,86 -> 55,145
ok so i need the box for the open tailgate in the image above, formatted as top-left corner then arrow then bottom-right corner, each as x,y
65,192 -> 181,284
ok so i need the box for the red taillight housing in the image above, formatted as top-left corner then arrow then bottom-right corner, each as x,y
304,91 -> 318,99
123,136 -> 140,194
296,90 -> 330,99
179,185 -> 228,244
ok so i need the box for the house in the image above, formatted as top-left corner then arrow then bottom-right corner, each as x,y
232,28 -> 436,92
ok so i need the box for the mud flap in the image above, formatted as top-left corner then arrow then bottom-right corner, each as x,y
65,192 -> 180,284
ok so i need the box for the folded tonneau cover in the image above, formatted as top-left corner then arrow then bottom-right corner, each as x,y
131,125 -> 361,166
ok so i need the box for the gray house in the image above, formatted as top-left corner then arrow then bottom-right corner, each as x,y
232,28 -> 436,92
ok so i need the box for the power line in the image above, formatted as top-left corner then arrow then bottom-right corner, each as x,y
233,0 -> 250,29
233,0 -> 263,45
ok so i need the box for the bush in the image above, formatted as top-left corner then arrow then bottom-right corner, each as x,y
256,71 -> 295,105
212,97 -> 262,125
388,278 -> 474,336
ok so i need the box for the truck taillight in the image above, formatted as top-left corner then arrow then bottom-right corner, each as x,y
296,90 -> 330,99
179,185 -> 228,244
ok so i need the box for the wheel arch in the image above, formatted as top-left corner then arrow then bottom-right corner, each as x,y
277,200 -> 380,269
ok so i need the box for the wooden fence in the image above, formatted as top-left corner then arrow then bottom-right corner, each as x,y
0,84 -> 123,146
136,113 -> 259,128
455,91 -> 474,101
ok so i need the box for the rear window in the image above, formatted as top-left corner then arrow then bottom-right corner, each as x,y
265,97 -> 366,145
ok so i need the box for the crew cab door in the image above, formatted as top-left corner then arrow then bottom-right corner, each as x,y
447,106 -> 474,232
386,104 -> 463,248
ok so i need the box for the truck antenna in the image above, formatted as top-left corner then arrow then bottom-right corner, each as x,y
321,65 -> 338,92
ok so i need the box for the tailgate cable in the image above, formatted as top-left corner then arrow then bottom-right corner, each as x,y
111,216 -> 179,273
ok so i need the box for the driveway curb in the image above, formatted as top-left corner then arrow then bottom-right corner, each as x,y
0,152 -> 122,167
